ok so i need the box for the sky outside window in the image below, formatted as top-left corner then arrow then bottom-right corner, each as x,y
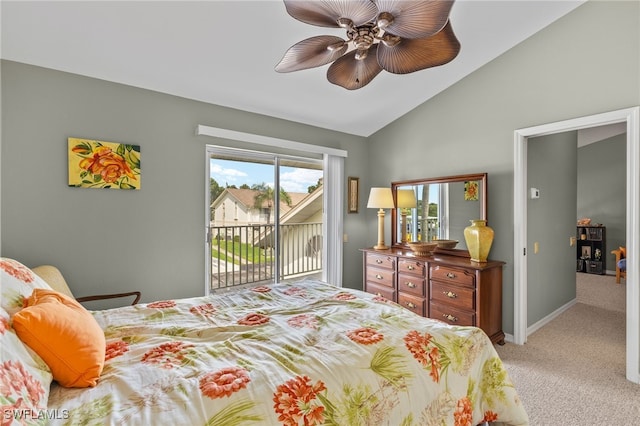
210,158 -> 323,193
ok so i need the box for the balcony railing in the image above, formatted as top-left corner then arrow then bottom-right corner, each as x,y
209,223 -> 322,291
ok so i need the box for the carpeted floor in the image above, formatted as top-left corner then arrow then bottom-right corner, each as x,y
494,273 -> 640,425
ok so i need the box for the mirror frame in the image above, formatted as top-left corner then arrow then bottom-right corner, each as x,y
391,173 -> 488,253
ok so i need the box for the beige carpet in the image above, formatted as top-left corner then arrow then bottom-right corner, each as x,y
494,273 -> 640,425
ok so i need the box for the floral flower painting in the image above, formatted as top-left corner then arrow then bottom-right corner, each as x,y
464,180 -> 479,201
68,137 -> 141,189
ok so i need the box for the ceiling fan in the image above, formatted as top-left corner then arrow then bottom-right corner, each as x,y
275,0 -> 461,90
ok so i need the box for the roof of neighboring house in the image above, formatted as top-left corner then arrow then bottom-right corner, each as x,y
211,188 -> 309,214
280,186 -> 323,224
252,185 -> 323,247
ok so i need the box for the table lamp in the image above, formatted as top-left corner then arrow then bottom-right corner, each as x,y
367,187 -> 395,250
397,189 -> 417,244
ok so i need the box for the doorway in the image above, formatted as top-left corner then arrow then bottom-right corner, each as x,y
513,106 -> 640,383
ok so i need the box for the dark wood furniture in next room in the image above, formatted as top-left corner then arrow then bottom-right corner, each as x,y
362,247 -> 505,345
576,225 -> 606,275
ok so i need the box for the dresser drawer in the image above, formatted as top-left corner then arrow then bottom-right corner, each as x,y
430,302 -> 475,327
398,273 -> 426,297
366,253 -> 395,270
430,265 -> 475,288
430,281 -> 475,311
398,293 -> 426,317
366,266 -> 395,288
398,259 -> 425,276
365,282 -> 395,301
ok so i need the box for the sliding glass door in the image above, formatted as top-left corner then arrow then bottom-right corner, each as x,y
206,146 -> 323,292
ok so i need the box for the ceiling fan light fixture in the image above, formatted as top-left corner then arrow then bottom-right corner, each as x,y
336,17 -> 353,29
350,24 -> 378,50
277,0 -> 459,89
381,33 -> 401,48
376,11 -> 395,30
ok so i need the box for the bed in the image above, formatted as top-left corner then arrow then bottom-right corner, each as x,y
1,257 -> 528,425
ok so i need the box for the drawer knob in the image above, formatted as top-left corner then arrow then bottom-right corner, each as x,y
443,314 -> 458,322
376,274 -> 383,280
406,282 -> 417,289
446,272 -> 456,279
376,259 -> 383,264
405,302 -> 416,309
444,291 -> 457,299
407,265 -> 415,271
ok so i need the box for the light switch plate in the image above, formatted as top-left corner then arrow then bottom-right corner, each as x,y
530,188 -> 540,199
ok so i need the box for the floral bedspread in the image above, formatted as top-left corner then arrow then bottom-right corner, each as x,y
47,279 -> 528,425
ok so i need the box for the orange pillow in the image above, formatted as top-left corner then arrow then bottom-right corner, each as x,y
12,288 -> 105,387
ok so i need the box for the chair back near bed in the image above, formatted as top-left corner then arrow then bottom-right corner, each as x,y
32,265 -> 75,298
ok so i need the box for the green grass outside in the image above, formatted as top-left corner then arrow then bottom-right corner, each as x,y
211,240 -> 273,265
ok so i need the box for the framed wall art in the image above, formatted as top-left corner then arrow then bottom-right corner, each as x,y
68,137 -> 141,190
464,180 -> 479,201
348,176 -> 359,213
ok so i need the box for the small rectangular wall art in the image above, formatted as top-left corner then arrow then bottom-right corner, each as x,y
464,180 -> 478,201
348,176 -> 359,213
68,137 -> 141,189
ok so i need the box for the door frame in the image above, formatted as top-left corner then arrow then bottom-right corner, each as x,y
513,106 -> 640,383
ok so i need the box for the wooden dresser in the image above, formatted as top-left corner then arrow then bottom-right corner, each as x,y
361,248 -> 505,345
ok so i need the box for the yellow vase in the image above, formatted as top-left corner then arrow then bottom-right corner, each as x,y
464,219 -> 494,263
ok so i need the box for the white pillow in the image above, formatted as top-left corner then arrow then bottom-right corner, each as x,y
0,258 -> 52,315
0,307 -> 53,418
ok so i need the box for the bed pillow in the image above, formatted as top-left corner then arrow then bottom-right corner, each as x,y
12,288 -> 106,388
1,257 -> 53,315
0,307 -> 53,415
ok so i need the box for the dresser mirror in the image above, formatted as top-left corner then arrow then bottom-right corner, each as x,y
391,173 -> 487,251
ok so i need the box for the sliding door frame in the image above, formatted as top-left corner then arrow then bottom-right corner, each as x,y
198,125 -> 347,292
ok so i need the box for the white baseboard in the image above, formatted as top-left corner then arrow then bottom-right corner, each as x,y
526,298 -> 577,336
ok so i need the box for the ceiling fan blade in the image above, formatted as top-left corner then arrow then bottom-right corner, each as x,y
275,36 -> 348,73
377,21 -> 460,74
327,44 -> 383,90
283,0 -> 378,28
373,0 -> 454,39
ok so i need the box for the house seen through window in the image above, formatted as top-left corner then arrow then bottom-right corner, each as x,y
207,147 -> 324,291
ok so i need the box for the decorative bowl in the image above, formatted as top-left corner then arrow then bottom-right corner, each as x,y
407,241 -> 437,256
434,239 -> 459,249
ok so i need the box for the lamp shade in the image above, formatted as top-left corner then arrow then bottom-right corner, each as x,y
397,189 -> 417,208
367,187 -> 395,209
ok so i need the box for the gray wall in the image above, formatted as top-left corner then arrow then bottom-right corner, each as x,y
527,132 -> 578,325
367,0 -> 639,334
0,61 -> 369,304
577,133 -> 627,258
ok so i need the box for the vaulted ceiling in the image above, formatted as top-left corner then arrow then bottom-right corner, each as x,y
1,1 -> 585,136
